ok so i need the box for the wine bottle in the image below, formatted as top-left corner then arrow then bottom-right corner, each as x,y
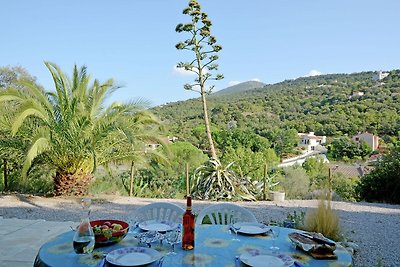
182,195 -> 195,250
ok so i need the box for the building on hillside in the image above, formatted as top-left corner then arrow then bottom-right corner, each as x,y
146,136 -> 178,151
329,164 -> 371,177
352,132 -> 379,151
366,153 -> 383,163
349,91 -> 364,99
298,132 -> 326,152
372,71 -> 389,81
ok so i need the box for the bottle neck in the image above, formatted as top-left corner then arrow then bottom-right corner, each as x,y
186,195 -> 192,211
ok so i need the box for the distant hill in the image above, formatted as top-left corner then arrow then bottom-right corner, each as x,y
152,70 -> 400,143
212,81 -> 266,96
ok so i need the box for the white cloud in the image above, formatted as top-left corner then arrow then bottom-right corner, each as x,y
172,65 -> 195,76
251,78 -> 261,82
305,70 -> 322,77
172,65 -> 210,76
228,80 -> 241,86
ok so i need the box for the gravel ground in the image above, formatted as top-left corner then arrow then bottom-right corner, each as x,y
1,194 -> 399,266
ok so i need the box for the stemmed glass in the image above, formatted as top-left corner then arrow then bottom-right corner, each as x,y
230,213 -> 241,241
165,227 -> 182,256
128,219 -> 140,235
269,223 -> 280,251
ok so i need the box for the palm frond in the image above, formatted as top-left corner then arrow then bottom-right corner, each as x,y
12,101 -> 49,135
22,128 -> 51,178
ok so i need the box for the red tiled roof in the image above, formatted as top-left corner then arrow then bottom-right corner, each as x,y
329,164 -> 364,177
299,134 -> 324,140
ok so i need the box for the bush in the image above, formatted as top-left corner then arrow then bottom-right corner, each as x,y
90,171 -> 128,196
332,173 -> 358,201
357,144 -> 400,203
280,166 -> 310,199
1,161 -> 54,195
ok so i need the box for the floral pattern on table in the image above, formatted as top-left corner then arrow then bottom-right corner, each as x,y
203,237 -> 230,248
289,252 -> 312,265
183,253 -> 214,265
236,244 -> 264,255
47,242 -> 72,254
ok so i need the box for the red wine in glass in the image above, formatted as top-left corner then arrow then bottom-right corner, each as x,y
73,236 -> 94,254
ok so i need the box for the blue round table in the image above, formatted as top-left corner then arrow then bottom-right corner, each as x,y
35,225 -> 353,267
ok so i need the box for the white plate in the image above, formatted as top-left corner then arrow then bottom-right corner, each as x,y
233,222 -> 270,235
240,251 -> 294,267
106,247 -> 162,266
138,220 -> 178,232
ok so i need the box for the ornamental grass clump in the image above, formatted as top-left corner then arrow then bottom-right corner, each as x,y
303,198 -> 342,241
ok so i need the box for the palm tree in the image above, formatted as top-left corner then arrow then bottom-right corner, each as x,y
0,62 -> 158,196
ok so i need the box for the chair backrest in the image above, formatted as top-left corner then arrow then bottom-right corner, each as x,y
196,203 -> 258,225
133,202 -> 185,223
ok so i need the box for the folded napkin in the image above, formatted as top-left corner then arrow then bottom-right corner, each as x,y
288,232 -> 337,259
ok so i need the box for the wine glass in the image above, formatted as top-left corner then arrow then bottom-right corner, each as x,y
230,213 -> 241,241
128,219 -> 140,234
166,228 -> 182,255
269,223 -> 280,251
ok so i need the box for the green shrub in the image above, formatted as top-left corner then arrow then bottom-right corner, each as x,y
280,167 -> 310,199
90,172 -> 128,196
332,173 -> 358,201
2,161 -> 53,195
357,144 -> 400,203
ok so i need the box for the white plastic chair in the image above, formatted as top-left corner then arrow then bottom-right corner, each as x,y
196,203 -> 258,225
133,202 -> 185,223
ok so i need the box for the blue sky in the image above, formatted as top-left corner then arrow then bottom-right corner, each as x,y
2,0 -> 399,106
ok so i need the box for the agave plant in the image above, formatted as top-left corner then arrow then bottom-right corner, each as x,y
192,159 -> 256,201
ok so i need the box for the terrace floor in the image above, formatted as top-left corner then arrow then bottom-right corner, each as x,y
0,217 -> 73,267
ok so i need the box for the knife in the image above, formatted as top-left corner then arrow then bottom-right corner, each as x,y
98,258 -> 106,267
298,232 -> 335,246
235,255 -> 240,267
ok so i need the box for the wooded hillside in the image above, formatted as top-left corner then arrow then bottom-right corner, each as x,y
153,70 -> 400,145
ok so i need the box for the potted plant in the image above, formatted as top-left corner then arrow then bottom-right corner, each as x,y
269,185 -> 285,201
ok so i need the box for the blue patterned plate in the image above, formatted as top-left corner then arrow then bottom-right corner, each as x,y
233,222 -> 270,235
139,220 -> 179,232
106,247 -> 162,266
240,250 -> 294,267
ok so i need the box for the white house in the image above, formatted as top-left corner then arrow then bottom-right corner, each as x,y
298,132 -> 327,152
372,71 -> 389,81
146,136 -> 178,151
352,132 -> 379,151
349,91 -> 364,99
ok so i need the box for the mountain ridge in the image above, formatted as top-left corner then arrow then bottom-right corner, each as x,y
212,80 -> 266,97
152,69 -> 400,143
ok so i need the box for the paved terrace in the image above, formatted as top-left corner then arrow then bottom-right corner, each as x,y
0,217 -> 73,267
